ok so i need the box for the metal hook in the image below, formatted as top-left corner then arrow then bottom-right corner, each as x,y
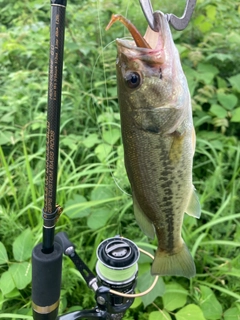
139,0 -> 197,31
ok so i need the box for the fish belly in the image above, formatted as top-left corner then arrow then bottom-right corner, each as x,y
122,122 -> 196,278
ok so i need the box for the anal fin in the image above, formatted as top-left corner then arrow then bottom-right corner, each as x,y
185,186 -> 201,219
133,193 -> 155,239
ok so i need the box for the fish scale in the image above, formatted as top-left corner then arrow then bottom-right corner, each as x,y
126,131 -> 183,248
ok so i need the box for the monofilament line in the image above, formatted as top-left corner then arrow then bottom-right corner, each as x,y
109,248 -> 159,298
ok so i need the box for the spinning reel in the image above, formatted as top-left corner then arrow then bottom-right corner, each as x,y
33,233 -> 156,319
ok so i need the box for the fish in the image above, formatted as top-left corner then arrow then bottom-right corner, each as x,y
106,12 -> 201,278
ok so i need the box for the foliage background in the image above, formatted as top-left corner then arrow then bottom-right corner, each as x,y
0,0 -> 240,319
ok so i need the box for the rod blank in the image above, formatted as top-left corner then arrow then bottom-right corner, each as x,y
42,1 -> 66,253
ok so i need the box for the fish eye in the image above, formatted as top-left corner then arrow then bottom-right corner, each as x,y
125,72 -> 141,89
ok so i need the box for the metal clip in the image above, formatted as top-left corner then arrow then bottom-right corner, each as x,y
139,0 -> 197,31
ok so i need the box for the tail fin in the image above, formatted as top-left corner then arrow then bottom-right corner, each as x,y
151,242 -> 196,278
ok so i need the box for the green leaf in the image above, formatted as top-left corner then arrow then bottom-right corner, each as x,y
175,304 -> 206,320
0,271 -> 15,295
137,263 -> 152,278
9,262 -> 32,290
209,104 -> 228,118
176,44 -> 187,55
217,77 -> 227,89
196,63 -> 219,84
65,195 -> 90,219
91,186 -> 114,201
97,112 -> 114,123
83,133 -> 100,148
206,53 -> 232,62
194,15 -> 213,33
0,291 -> 4,309
149,310 -> 171,320
228,32 -> 240,45
199,285 -> 222,320
229,74 -> 240,92
197,63 -> 219,75
107,87 -> 117,97
187,78 -> 198,96
1,113 -> 14,123
0,131 -> 13,145
184,65 -> 199,95
224,307 -> 240,320
13,229 -> 33,262
0,242 -> 8,264
162,282 -> 188,311
0,314 -> 32,319
94,143 -> 112,162
61,135 -> 78,151
231,108 -> 240,122
200,22 -> 213,33
4,288 -> 20,299
137,270 -> 165,308
217,92 -> 238,110
206,5 -> 216,20
130,296 -> 142,309
87,207 -> 112,230
102,128 -> 120,145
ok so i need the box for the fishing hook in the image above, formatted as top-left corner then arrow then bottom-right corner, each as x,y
139,0 -> 197,31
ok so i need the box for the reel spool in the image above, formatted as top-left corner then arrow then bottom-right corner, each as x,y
96,236 -> 140,308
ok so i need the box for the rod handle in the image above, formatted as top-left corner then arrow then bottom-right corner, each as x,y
32,242 -> 63,320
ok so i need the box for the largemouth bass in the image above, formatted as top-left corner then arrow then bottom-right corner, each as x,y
107,12 -> 201,278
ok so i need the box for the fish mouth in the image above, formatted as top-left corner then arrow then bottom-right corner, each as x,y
106,13 -> 166,61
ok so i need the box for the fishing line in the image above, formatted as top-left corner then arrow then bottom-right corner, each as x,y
89,0 -> 132,197
109,247 -> 159,298
90,4 -> 159,298
90,51 -> 132,197
96,0 -> 108,111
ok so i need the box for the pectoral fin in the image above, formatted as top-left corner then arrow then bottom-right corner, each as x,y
185,186 -> 201,219
133,193 -> 155,239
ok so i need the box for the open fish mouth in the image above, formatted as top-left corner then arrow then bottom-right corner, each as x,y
106,13 -> 166,61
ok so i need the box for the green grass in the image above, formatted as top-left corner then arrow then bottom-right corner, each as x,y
0,0 -> 240,319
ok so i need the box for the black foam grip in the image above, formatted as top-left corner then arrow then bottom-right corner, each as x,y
32,242 -> 62,308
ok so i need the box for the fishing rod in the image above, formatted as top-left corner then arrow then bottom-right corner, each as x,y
32,0 -> 67,319
31,1 -> 143,319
